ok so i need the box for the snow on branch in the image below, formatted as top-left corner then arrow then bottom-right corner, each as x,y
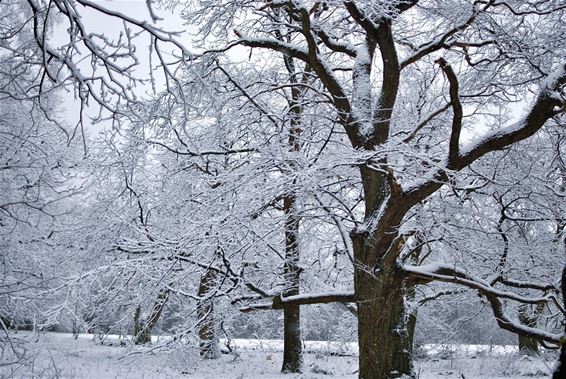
489,276 -> 559,292
239,291 -> 355,313
233,31 -> 309,62
402,62 -> 566,207
403,263 -> 563,343
400,2 -> 487,70
456,62 -> 566,167
76,0 -> 193,58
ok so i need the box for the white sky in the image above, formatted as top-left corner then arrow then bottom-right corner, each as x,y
58,1 -> 193,136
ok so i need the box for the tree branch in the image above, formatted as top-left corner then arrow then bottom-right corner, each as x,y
404,263 -> 563,343
239,291 -> 356,313
436,58 -> 463,165
402,62 -> 566,208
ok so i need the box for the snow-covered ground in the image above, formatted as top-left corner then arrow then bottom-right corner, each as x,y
0,332 -> 556,378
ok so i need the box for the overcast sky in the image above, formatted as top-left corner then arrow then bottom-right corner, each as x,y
58,1 -> 191,137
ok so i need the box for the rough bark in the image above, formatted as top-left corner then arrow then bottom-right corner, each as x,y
351,179 -> 415,379
352,230 -> 414,379
354,271 -> 413,379
197,269 -> 219,359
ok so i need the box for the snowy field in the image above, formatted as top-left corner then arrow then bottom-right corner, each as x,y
0,332 -> 556,379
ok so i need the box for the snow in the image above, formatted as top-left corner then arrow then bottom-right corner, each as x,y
278,291 -> 355,303
1,332 -> 555,379
458,119 -> 527,158
352,41 -> 374,140
541,63 -> 566,97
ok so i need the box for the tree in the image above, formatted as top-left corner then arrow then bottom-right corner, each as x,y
4,1 -> 566,378
177,1 -> 566,378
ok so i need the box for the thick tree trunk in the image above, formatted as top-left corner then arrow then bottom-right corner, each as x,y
352,167 -> 414,379
197,269 -> 219,359
353,264 -> 413,379
281,194 -> 303,373
352,222 -> 414,379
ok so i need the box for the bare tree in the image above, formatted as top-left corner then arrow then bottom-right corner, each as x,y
3,1 -> 566,378
176,2 -> 566,377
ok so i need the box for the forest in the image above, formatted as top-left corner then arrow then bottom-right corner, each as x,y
1,0 -> 566,378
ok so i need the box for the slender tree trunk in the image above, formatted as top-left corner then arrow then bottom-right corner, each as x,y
406,288 -> 418,357
405,238 -> 423,357
281,194 -> 303,373
133,305 -> 151,344
133,289 -> 169,345
197,269 -> 219,359
280,57 -> 305,373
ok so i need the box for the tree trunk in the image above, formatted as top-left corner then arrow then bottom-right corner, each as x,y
553,263 -> 566,379
405,239 -> 423,357
197,269 -> 219,359
133,305 -> 152,344
518,304 -> 541,356
352,167 -> 414,379
281,58 -> 304,374
406,287 -> 418,357
281,194 -> 303,373
354,266 -> 413,378
282,302 -> 302,373
352,231 -> 414,379
133,289 -> 169,345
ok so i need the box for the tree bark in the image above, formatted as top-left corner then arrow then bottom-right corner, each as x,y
355,277 -> 413,379
281,194 -> 303,373
197,269 -> 219,359
351,194 -> 415,379
352,250 -> 414,378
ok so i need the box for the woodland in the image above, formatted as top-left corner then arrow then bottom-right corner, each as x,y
1,1 -> 566,378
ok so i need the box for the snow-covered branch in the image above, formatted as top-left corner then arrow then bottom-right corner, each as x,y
404,263 -> 563,343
